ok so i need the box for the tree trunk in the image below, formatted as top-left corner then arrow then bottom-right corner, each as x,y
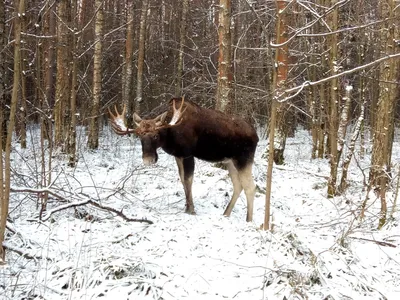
68,0 -> 79,165
263,0 -> 289,230
216,0 -> 232,113
327,0 -> 339,197
369,0 -> 399,229
0,0 -> 7,150
0,0 -> 24,262
337,85 -> 352,164
339,100 -> 365,193
175,0 -> 189,96
123,0 -> 134,116
88,0 -> 104,149
17,1 -> 27,149
135,0 -> 149,113
272,0 -> 289,165
54,0 -> 71,148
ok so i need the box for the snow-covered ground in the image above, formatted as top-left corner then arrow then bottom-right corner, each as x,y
1,126 -> 399,300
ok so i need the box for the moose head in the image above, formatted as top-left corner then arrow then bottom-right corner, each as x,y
108,97 -> 187,165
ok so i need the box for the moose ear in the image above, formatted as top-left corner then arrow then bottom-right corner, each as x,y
155,111 -> 168,126
133,113 -> 142,126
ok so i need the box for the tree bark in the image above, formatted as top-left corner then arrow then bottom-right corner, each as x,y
88,0 -> 104,150
216,0 -> 232,113
67,0 -> 79,165
135,0 -> 149,113
327,0 -> 339,197
369,0 -> 399,229
0,0 -> 6,150
123,0 -> 134,115
272,0 -> 289,165
264,0 -> 289,230
0,0 -> 24,262
54,0 -> 71,148
175,0 -> 189,96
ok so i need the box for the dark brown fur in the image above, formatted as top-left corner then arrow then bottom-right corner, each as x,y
117,97 -> 259,221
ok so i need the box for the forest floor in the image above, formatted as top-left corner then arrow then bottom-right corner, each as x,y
1,127 -> 399,300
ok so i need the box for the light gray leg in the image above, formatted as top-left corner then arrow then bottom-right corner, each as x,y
237,163 -> 256,222
223,160 -> 244,218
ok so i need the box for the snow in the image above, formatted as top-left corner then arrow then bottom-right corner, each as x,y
1,126 -> 400,300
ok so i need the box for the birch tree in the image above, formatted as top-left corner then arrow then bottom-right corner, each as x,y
216,0 -> 232,112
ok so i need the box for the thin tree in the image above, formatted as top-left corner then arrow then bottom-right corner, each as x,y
0,0 -> 6,150
368,0 -> 399,229
54,0 -> 71,148
271,0 -> 289,165
135,0 -> 149,113
264,0 -> 288,230
88,0 -> 104,149
326,0 -> 340,197
17,0 -> 27,148
122,0 -> 135,116
67,0 -> 79,165
0,0 -> 24,262
216,0 -> 232,112
175,0 -> 189,96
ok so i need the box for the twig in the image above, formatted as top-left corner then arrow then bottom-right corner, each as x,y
349,236 -> 397,248
2,242 -> 52,261
274,165 -> 329,180
41,199 -> 153,224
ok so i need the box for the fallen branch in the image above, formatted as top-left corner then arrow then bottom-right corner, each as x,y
274,165 -> 329,180
41,199 -> 153,224
349,236 -> 396,248
2,242 -> 52,262
11,186 -> 153,224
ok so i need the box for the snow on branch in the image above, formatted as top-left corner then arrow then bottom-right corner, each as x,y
10,186 -> 153,224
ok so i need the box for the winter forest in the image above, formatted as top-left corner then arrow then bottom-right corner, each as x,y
1,0 -> 400,299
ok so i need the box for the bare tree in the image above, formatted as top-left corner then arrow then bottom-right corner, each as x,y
135,0 -> 149,113
54,0 -> 71,148
271,0 -> 289,165
0,0 -> 6,150
67,0 -> 79,166
1,0 -> 24,262
88,0 -> 104,149
264,0 -> 289,230
368,0 -> 399,229
122,0 -> 135,115
175,0 -> 189,95
326,0 -> 340,197
216,0 -> 232,112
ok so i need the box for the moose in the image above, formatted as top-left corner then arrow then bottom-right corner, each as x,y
108,97 -> 258,222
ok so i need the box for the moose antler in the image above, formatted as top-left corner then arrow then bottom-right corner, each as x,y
169,96 -> 187,125
108,105 -> 136,135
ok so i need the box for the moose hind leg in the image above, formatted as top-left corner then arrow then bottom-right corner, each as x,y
236,162 -> 256,222
175,156 -> 195,214
223,160 -> 243,217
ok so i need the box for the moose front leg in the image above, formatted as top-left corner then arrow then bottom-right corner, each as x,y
175,156 -> 195,214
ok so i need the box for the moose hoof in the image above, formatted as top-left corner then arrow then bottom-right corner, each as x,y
185,207 -> 196,215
